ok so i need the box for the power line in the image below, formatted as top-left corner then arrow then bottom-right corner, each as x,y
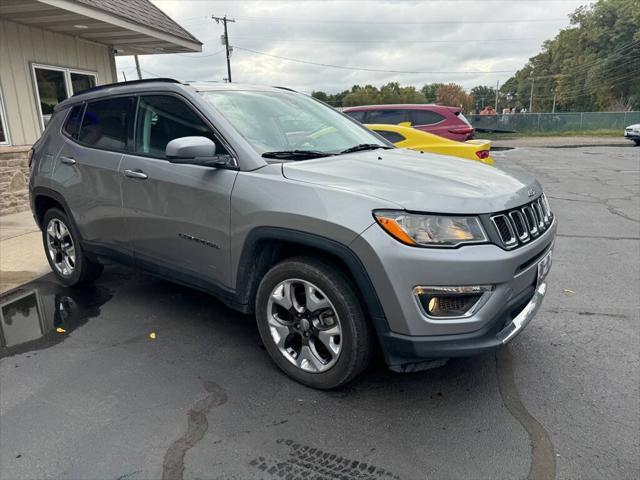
176,49 -> 225,58
231,15 -> 570,25
233,46 -> 517,75
230,35 -> 548,45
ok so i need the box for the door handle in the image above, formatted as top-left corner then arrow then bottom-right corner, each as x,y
60,156 -> 76,165
124,169 -> 148,180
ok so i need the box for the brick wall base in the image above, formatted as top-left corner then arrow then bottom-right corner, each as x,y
0,146 -> 31,216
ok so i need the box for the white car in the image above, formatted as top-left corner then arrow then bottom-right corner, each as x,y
624,124 -> 640,146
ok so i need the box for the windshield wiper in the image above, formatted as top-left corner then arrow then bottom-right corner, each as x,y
262,150 -> 334,160
339,144 -> 393,155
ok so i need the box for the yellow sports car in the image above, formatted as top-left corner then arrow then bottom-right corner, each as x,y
366,123 -> 494,164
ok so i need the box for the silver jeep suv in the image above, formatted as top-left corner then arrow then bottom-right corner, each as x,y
29,79 -> 556,388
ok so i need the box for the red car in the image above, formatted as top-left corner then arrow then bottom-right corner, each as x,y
343,104 -> 475,142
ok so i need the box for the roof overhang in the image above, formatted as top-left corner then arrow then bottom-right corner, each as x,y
0,0 -> 201,54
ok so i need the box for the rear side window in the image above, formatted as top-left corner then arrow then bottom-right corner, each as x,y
411,110 -> 445,125
366,109 -> 411,124
135,95 -> 228,158
345,110 -> 366,122
376,130 -> 405,143
79,97 -> 134,151
63,105 -> 84,139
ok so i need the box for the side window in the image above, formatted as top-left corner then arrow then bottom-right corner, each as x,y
376,130 -> 405,144
63,105 -> 84,139
366,109 -> 411,124
412,110 -> 445,126
78,97 -> 133,151
345,110 -> 366,123
135,95 -> 228,158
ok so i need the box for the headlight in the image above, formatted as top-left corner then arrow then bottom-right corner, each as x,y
374,210 -> 488,247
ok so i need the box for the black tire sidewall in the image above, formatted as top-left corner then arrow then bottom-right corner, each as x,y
42,208 -> 89,286
256,258 -> 370,389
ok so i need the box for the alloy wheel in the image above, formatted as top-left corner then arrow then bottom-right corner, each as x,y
46,218 -> 76,276
266,279 -> 342,373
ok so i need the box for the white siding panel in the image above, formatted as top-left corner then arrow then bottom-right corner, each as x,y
0,18 -> 115,145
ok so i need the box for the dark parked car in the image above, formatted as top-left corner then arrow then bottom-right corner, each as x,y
343,104 -> 475,141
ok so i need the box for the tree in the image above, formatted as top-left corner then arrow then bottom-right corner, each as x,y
436,84 -> 474,111
421,83 -> 444,103
470,85 -> 496,109
501,0 -> 640,111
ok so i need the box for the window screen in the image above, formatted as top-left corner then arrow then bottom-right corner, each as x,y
366,109 -> 411,124
345,110 -> 366,122
375,130 -> 405,144
135,95 -> 227,158
79,97 -> 133,151
411,109 -> 445,125
63,105 -> 84,139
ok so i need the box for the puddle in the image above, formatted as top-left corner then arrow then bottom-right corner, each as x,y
0,279 -> 112,358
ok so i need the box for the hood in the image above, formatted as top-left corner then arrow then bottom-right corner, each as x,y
282,149 -> 541,214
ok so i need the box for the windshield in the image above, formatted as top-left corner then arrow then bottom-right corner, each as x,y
200,90 -> 389,156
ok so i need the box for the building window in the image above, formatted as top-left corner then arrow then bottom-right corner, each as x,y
0,87 -> 9,145
31,64 -> 98,130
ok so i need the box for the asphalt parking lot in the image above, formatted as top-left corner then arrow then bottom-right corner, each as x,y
1,144 -> 639,480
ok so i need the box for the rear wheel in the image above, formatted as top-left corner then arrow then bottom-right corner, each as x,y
634,139 -> 640,146
42,208 -> 103,286
255,257 -> 372,389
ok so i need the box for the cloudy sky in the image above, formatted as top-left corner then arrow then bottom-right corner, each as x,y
116,0 -> 589,93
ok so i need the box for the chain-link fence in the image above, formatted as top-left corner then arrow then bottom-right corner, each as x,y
468,111 -> 640,133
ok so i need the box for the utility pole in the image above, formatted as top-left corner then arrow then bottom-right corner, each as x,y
529,74 -> 535,112
134,55 -> 142,80
212,15 -> 235,82
494,80 -> 500,112
551,91 -> 556,113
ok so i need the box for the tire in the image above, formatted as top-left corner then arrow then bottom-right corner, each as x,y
42,208 -> 103,286
255,256 -> 373,389
634,139 -> 640,146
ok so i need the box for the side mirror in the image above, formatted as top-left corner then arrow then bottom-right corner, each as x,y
166,136 -> 227,167
398,121 -> 412,128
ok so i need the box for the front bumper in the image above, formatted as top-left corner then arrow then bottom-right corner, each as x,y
381,281 -> 546,371
624,130 -> 640,140
350,218 -> 556,369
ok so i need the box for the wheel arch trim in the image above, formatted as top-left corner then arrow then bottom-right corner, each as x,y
235,227 -> 389,334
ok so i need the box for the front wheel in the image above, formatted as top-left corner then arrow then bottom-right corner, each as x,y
634,139 -> 640,146
255,257 -> 373,389
42,208 -> 103,286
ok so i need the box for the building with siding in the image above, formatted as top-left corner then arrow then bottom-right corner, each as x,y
0,0 -> 201,214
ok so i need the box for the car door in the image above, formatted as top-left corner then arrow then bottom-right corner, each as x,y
120,94 -> 238,288
54,96 -> 135,256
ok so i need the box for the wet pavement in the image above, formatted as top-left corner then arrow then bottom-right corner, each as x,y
1,145 -> 638,480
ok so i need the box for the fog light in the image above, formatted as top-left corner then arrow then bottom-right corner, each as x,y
414,285 -> 493,318
427,297 -> 439,314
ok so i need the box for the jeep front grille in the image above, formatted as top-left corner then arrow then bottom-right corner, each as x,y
491,194 -> 552,248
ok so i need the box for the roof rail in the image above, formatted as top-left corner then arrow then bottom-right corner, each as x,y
73,78 -> 183,97
273,86 -> 297,92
